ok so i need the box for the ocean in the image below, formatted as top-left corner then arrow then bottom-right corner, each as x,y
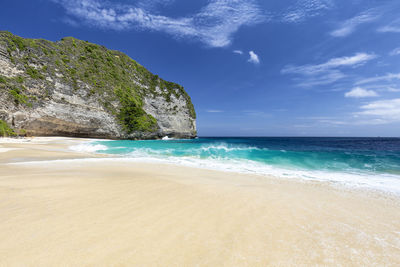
72,137 -> 400,194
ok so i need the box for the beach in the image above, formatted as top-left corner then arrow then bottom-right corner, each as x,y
0,137 -> 400,266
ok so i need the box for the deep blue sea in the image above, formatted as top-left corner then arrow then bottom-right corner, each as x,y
72,137 -> 400,194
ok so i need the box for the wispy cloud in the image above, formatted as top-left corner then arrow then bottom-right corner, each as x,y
354,84 -> 400,93
387,87 -> 400,92
233,50 -> 243,55
356,98 -> 400,123
243,110 -> 270,117
330,9 -> 380,37
389,47 -> 400,56
298,116 -> 350,126
345,87 -> 378,98
137,0 -> 176,10
356,73 -> 400,85
206,109 -> 224,113
282,0 -> 334,23
296,70 -> 346,87
350,72 -> 400,99
282,53 -> 377,87
282,53 -> 376,75
51,0 -> 265,48
248,51 -> 260,64
61,17 -> 79,27
300,115 -> 393,126
52,0 -> 339,48
378,19 -> 400,33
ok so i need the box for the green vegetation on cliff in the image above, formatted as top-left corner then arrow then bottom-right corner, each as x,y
0,31 -> 196,134
0,74 -> 33,107
0,120 -> 15,137
114,86 -> 157,133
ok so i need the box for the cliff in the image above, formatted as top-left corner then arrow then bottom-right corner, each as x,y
0,31 -> 196,139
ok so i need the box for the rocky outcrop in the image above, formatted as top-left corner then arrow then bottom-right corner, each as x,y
0,31 -> 196,139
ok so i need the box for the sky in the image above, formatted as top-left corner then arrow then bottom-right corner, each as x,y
1,0 -> 400,137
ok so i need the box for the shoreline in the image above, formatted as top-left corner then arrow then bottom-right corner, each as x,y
2,136 -> 400,197
1,137 -> 400,265
9,154 -> 400,201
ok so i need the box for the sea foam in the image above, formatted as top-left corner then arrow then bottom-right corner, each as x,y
69,143 -> 108,153
63,138 -> 400,195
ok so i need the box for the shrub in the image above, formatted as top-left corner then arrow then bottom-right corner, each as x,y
0,120 -> 15,137
26,66 -> 44,79
115,86 -> 157,133
11,36 -> 25,51
15,76 -> 24,83
9,87 -> 29,105
61,56 -> 70,64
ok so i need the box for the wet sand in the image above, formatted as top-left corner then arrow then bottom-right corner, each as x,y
0,137 -> 399,266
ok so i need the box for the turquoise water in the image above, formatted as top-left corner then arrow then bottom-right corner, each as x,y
73,137 -> 400,194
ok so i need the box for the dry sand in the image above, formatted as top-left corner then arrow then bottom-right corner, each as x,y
0,137 -> 399,266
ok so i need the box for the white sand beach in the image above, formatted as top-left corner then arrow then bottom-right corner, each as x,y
0,137 -> 399,266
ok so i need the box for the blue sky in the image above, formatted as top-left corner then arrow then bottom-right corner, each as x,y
1,0 -> 400,137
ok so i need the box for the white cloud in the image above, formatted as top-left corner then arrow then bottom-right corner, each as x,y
330,9 -> 380,37
282,53 -> 377,87
248,51 -> 260,64
233,50 -> 243,55
53,0 -> 338,48
389,47 -> 400,56
356,73 -> 400,85
51,0 -> 265,48
345,87 -> 378,98
282,0 -> 334,23
352,74 -> 400,96
282,53 -> 377,76
356,84 -> 400,92
357,98 -> 400,122
206,109 -> 224,113
378,19 -> 400,33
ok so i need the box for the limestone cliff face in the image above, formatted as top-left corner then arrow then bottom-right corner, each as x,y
0,32 -> 196,139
